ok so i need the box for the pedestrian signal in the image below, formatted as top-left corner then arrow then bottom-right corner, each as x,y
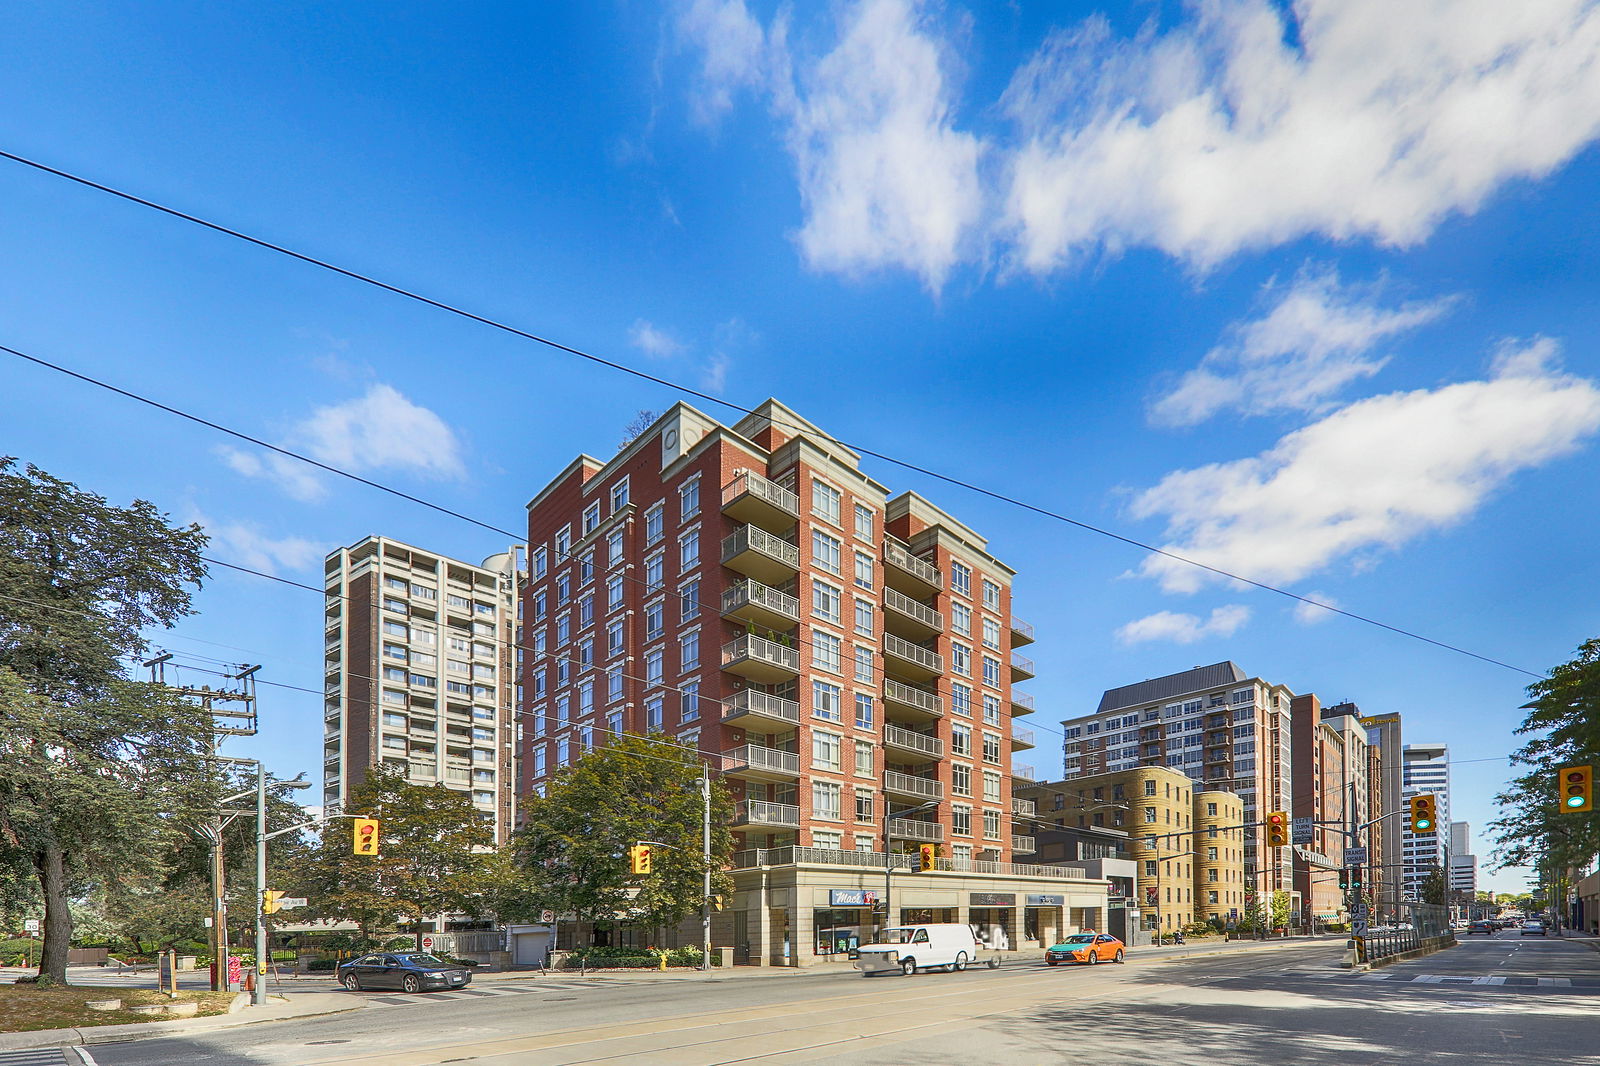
1558,765 -> 1593,813
352,818 -> 380,856
1265,811 -> 1289,847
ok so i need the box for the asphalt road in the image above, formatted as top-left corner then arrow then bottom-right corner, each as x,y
12,934 -> 1600,1066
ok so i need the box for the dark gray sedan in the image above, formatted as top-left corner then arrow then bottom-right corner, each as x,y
337,952 -> 473,992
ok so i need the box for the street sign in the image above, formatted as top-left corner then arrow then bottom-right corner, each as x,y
1352,918 -> 1369,936
421,936 -> 435,950
1350,903 -> 1369,918
277,897 -> 308,910
1292,817 -> 1314,845
23,919 -> 39,933
1344,847 -> 1368,864
540,910 -> 555,924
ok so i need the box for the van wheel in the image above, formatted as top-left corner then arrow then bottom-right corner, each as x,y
953,952 -> 968,972
1114,949 -> 1125,963
900,958 -> 917,976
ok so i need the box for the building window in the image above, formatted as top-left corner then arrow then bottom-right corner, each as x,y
812,781 -> 842,821
556,574 -> 571,605
853,646 -> 874,683
952,724 -> 971,757
812,480 -> 841,525
555,618 -> 570,646
853,504 -> 874,542
951,763 -> 972,797
981,656 -> 1001,688
951,560 -> 971,597
607,620 -> 624,657
813,581 -> 842,624
644,602 -> 663,642
854,693 -> 874,729
855,790 -> 875,822
645,648 -> 663,685
679,529 -> 699,572
812,530 -> 842,575
855,740 -> 874,777
952,805 -> 972,836
645,695 -> 663,731
983,771 -> 1001,802
606,575 -> 624,612
607,666 -> 623,703
854,552 -> 874,590
982,734 -> 1002,764
681,630 -> 699,672
813,680 -> 841,721
981,618 -> 1001,650
644,553 -> 664,592
681,681 -> 700,722
679,477 -> 699,518
813,731 -> 842,772
951,683 -> 972,718
680,579 -> 700,622
982,694 -> 1001,726
582,502 -> 601,536
606,527 -> 624,567
982,579 -> 1000,609
532,547 -> 548,579
577,680 -> 594,716
951,644 -> 971,677
1144,806 -> 1157,824
610,477 -> 630,511
1144,860 -> 1157,877
644,504 -> 664,545
853,598 -> 874,637
1207,802 -> 1218,816
1145,779 -> 1157,797
555,526 -> 571,558
951,602 -> 971,638
982,810 -> 1001,840
812,630 -> 842,673
578,594 -> 594,628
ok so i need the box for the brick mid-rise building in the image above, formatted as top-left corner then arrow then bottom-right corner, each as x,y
519,400 -> 1105,964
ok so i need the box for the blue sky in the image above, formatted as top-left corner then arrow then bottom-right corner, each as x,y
5,1 -> 1600,893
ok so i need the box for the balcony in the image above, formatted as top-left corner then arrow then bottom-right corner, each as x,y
721,579 -> 800,630
883,723 -> 944,759
884,770 -> 944,802
1011,796 -> 1036,818
1012,834 -> 1037,854
721,690 -> 801,734
1010,690 -> 1036,717
721,743 -> 801,783
721,525 -> 801,585
721,471 -> 800,531
732,799 -> 802,830
721,634 -> 801,684
883,633 -> 943,682
1010,651 -> 1036,681
1009,616 -> 1036,647
1011,725 -> 1036,751
1013,764 -> 1036,782
883,679 -> 944,722
882,538 -> 941,596
887,817 -> 945,844
883,587 -> 942,640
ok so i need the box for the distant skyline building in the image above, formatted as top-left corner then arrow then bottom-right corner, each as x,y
1061,662 -> 1297,905
1351,706 -> 1406,905
322,535 -> 523,844
1401,742 -> 1451,900
1449,820 -> 1478,895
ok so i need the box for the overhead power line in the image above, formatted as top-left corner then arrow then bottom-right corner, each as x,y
0,148 -> 1543,680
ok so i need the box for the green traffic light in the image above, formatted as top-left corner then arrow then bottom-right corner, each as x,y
1416,819 -> 1432,830
1567,795 -> 1585,808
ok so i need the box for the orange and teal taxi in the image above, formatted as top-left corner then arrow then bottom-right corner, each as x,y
1045,932 -> 1125,966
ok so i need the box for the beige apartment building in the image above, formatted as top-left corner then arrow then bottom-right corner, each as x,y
1062,663 -> 1297,912
519,400 -> 1105,964
1017,767 -> 1246,933
323,536 -> 523,843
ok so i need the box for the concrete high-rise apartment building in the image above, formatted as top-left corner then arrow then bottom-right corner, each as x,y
323,536 -> 524,843
519,401 -> 1105,966
1016,769 -> 1247,933
1061,663 -> 1296,904
1289,696 -> 1372,923
1402,742 -> 1451,900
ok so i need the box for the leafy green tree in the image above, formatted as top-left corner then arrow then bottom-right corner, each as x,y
1269,890 -> 1292,929
285,767 -> 492,949
512,734 -> 733,935
1420,864 -> 1447,905
0,459 -> 212,983
1490,638 -> 1600,877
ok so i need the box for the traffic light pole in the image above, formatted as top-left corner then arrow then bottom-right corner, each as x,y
254,763 -> 268,1006
882,800 -> 940,933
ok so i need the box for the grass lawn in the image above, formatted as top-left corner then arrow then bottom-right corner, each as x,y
0,984 -> 237,1033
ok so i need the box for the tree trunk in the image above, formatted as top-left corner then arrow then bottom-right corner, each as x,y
34,844 -> 72,984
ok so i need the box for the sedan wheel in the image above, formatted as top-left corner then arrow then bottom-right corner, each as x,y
900,958 -> 917,976
1046,958 -> 1059,966
1114,949 -> 1125,963
1087,951 -> 1099,965
402,974 -> 421,993
342,973 -> 361,991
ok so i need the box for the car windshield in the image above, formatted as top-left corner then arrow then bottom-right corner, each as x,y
1062,935 -> 1095,944
876,928 -> 920,944
400,954 -> 447,967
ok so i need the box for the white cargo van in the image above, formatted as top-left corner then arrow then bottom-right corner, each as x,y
853,923 -> 982,976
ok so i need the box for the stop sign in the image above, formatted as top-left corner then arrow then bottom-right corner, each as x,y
421,936 -> 434,950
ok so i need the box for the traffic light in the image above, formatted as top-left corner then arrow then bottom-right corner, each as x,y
1349,866 -> 1364,893
1338,869 -> 1349,892
262,889 -> 285,915
352,818 -> 380,856
710,894 -> 725,912
1265,811 -> 1289,847
629,844 -> 653,875
1408,794 -> 1437,834
1558,764 -> 1594,813
914,844 -> 938,873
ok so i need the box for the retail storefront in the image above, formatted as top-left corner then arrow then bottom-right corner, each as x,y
721,848 -> 1109,968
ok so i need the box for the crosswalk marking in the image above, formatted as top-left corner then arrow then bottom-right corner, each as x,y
364,981 -> 596,1008
1273,969 -> 1597,991
0,1049 -> 68,1066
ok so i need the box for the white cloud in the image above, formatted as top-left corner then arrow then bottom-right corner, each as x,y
1002,1 -> 1600,270
220,384 -> 465,499
1116,604 -> 1252,645
677,0 -> 770,125
1293,592 -> 1340,625
200,516 -> 321,576
680,0 -> 985,290
1131,338 -> 1600,593
628,319 -> 688,358
1152,268 -> 1455,426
